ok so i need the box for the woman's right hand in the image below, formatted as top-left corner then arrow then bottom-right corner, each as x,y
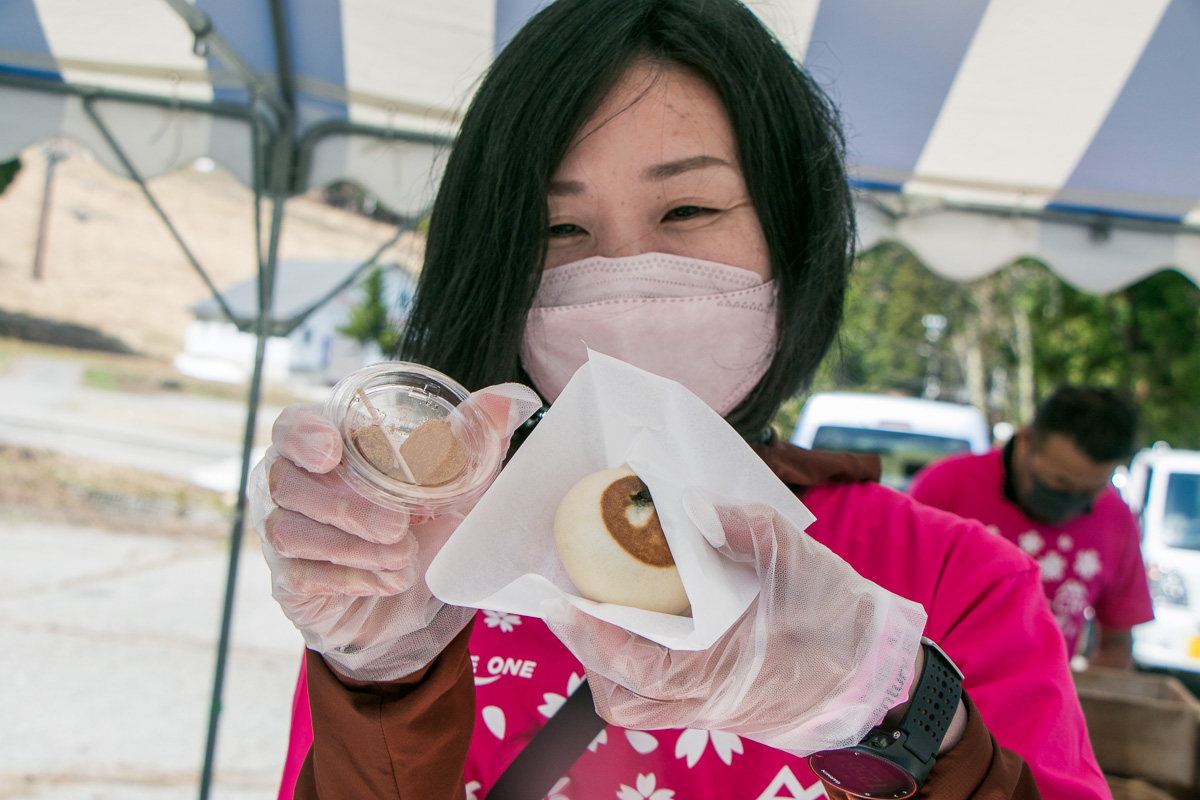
249,384 -> 541,681
544,488 -> 931,755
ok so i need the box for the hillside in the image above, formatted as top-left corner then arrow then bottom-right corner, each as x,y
0,144 -> 424,361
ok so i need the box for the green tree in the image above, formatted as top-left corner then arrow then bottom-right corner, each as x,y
820,242 -> 971,397
1121,271 -> 1200,446
777,242 -> 1200,452
1031,268 -> 1200,448
775,242 -> 973,436
0,158 -> 20,195
339,266 -> 400,355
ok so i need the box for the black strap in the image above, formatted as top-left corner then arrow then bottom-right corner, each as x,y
485,679 -> 608,799
895,642 -> 964,767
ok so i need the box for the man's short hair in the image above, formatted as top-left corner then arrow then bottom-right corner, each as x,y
1031,386 -> 1137,462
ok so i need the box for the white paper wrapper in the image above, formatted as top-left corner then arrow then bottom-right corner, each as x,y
426,350 -> 816,650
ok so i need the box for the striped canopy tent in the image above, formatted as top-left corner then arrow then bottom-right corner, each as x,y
796,0 -> 1200,293
2,0 -> 1197,795
4,0 -> 1197,300
4,0 -> 1195,303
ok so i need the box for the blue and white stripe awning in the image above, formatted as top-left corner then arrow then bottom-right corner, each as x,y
0,0 -> 498,216
2,0 -> 1197,289
788,0 -> 1200,291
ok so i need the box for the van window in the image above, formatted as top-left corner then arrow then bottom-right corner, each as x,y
1162,472 -> 1200,551
809,426 -> 974,489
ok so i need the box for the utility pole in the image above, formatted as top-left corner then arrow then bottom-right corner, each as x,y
32,142 -> 65,281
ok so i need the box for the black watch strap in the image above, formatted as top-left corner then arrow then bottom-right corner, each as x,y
807,638 -> 964,798
894,638 -> 964,767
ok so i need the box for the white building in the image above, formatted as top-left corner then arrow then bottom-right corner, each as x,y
176,259 -> 417,387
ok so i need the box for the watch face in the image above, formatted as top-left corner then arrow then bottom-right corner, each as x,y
807,749 -> 918,799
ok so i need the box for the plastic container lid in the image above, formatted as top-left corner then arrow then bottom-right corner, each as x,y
324,362 -> 503,516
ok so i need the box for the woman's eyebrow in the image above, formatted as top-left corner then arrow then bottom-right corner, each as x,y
642,155 -> 731,181
548,179 -> 586,196
548,155 -> 732,196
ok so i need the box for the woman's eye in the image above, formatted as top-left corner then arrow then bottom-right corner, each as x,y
663,205 -> 712,221
549,223 -> 587,238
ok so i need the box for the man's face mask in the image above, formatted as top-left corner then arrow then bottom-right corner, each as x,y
519,253 -> 778,416
1017,472 -> 1095,524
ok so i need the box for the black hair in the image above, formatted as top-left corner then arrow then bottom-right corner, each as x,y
1031,386 -> 1138,462
398,0 -> 855,438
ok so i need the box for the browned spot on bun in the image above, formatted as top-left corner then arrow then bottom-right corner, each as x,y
600,475 -> 674,567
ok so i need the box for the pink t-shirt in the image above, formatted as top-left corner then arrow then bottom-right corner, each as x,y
278,482 -> 1110,800
910,447 -> 1154,655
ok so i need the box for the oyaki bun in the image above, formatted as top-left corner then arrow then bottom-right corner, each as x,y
553,465 -> 690,615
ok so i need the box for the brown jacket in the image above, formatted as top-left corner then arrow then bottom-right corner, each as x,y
294,445 -> 1041,799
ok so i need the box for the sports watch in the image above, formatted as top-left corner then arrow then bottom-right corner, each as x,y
807,638 -> 964,799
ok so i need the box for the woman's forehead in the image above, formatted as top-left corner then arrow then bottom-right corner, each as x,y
558,62 -> 738,174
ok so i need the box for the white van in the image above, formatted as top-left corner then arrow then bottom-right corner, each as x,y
789,392 -> 993,490
1119,443 -> 1200,673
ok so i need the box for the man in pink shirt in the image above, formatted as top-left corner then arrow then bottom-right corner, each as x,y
910,386 -> 1153,667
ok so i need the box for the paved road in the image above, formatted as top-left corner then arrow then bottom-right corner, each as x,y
0,355 -> 284,492
0,355 -> 307,800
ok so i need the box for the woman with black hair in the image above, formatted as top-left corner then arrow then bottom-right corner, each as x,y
252,1 -> 1108,798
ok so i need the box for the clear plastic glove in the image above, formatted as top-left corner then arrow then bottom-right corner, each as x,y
543,487 -> 928,755
249,383 -> 542,681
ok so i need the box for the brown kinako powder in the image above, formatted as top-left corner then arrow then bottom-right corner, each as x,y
399,419 -> 467,485
351,418 -> 467,487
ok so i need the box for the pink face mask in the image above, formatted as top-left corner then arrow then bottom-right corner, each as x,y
519,253 -> 778,416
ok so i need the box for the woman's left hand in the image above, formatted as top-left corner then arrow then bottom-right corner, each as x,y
543,487 -> 928,756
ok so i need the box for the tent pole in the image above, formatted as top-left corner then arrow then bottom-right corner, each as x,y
199,1 -> 296,792
161,0 -> 290,120
196,190 -> 286,800
285,224 -> 409,329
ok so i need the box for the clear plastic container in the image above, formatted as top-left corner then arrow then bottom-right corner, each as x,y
324,362 -> 503,516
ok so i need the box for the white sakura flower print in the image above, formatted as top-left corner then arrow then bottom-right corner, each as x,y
1038,550 -> 1066,582
1074,548 -> 1102,581
708,730 -> 744,765
674,728 -> 744,767
482,705 -> 506,739
1057,534 -> 1074,552
538,672 -> 585,718
1018,530 -> 1044,556
617,773 -> 675,800
466,781 -> 482,800
625,730 -> 659,754
538,693 -> 565,718
482,609 -> 522,633
1051,579 -> 1089,638
587,728 -> 608,753
546,777 -> 571,800
985,524 -> 1002,536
